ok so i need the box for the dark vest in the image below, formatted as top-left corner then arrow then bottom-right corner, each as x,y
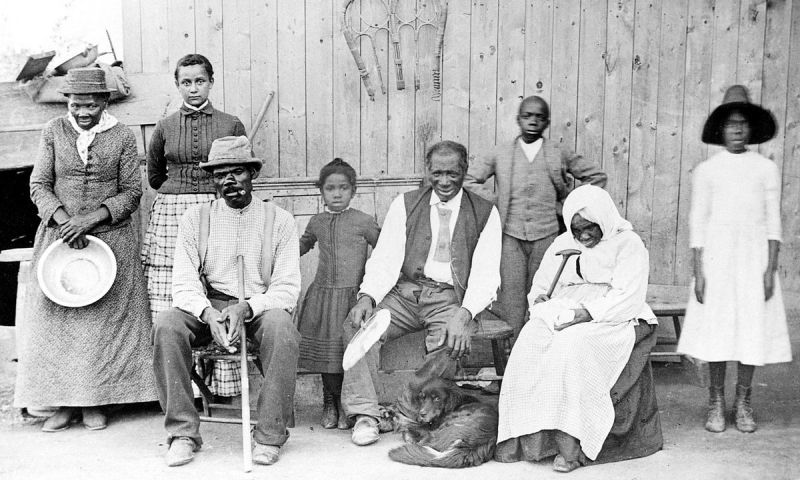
401,187 -> 494,302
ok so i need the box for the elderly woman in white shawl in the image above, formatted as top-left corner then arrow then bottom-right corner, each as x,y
495,185 -> 663,473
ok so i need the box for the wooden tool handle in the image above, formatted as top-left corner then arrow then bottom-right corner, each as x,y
237,255 -> 252,472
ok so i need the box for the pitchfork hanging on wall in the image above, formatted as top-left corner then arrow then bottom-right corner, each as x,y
340,0 -> 448,101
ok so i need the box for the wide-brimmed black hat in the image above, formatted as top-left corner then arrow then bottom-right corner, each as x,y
701,85 -> 777,145
58,67 -> 116,95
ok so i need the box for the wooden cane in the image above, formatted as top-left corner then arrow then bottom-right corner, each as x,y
247,90 -> 275,142
545,249 -> 582,298
236,254 -> 252,472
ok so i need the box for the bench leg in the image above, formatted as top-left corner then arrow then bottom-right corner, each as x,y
491,339 -> 508,377
672,315 -> 682,340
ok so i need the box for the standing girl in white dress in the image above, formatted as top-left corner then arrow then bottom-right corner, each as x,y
678,85 -> 792,434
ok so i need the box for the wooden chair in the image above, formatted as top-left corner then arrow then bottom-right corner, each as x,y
452,310 -> 514,382
190,348 -> 263,426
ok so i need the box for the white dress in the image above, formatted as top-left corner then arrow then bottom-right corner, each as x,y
677,150 -> 792,365
497,220 -> 656,460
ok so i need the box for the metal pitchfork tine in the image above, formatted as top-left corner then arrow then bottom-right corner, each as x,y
545,249 -> 582,298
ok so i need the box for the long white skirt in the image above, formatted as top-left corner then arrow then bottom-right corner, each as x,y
497,285 -> 635,460
677,226 -> 792,365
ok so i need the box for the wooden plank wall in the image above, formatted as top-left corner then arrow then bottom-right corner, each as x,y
121,0 -> 800,293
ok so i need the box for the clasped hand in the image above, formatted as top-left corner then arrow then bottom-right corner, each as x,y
202,302 -> 253,351
59,213 -> 100,249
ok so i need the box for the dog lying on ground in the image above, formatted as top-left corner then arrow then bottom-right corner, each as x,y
389,376 -> 498,468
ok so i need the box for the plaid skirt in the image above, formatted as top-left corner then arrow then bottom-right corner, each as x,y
142,192 -> 243,396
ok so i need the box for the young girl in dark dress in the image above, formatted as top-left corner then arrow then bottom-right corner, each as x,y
297,159 -> 380,429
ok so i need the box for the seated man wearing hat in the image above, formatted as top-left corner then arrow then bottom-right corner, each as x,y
152,136 -> 301,467
342,140 -> 502,446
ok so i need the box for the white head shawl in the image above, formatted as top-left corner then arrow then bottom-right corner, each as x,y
562,185 -> 633,241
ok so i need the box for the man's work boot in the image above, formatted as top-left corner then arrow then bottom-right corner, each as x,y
704,386 -> 726,433
734,384 -> 757,433
166,437 -> 197,467
253,444 -> 281,465
351,415 -> 379,446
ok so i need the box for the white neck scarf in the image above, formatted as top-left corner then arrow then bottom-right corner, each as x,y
67,110 -> 119,165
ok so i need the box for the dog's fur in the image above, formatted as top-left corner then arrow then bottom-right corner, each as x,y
389,376 -> 498,468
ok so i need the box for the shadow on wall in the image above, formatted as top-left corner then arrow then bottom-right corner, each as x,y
0,167 -> 39,326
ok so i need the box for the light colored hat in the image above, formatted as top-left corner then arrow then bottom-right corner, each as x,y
702,85 -> 777,145
199,136 -> 263,175
58,67 -> 116,95
37,235 -> 117,308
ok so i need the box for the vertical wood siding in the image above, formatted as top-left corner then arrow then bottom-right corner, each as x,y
122,0 -> 800,291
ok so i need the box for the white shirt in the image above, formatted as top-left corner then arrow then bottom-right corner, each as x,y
360,189 -> 502,318
518,137 -> 543,162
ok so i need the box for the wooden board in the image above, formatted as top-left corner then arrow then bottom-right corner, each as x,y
305,0 -> 335,177
467,0 -> 498,162
759,0 -> 792,167
412,0 -> 444,173
250,0 -> 280,178
602,0 -> 635,213
780,2 -> 800,293
222,0 -> 253,134
359,0 -> 389,176
575,0 -> 608,165
387,0 -> 416,175
625,0 -> 662,248
167,0 -> 196,70
194,0 -> 225,108
439,0 -> 470,145
524,0 -> 554,103
277,0 -> 307,177
674,0 -> 714,285
494,0 -> 526,143
121,0 -> 143,73
548,0 -> 580,149
736,0 -> 766,103
650,0 -> 688,284
332,0 -> 362,167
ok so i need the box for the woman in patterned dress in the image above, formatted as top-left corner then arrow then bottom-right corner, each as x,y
14,67 -> 157,432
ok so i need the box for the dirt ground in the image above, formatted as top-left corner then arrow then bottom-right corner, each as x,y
1,332 -> 798,480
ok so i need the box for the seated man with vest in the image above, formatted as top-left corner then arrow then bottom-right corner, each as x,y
152,136 -> 302,467
342,140 -> 502,446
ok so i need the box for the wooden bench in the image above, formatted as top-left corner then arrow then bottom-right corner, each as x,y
646,284 -> 688,360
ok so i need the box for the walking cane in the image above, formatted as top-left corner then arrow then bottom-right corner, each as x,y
545,249 -> 582,298
236,254 -> 253,472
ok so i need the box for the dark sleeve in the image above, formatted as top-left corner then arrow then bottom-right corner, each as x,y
363,216 -> 381,248
147,120 -> 167,190
464,149 -> 498,202
562,149 -> 607,187
299,216 -> 318,256
233,117 -> 246,137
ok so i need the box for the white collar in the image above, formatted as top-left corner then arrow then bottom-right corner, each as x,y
429,188 -> 463,207
183,100 -> 209,112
